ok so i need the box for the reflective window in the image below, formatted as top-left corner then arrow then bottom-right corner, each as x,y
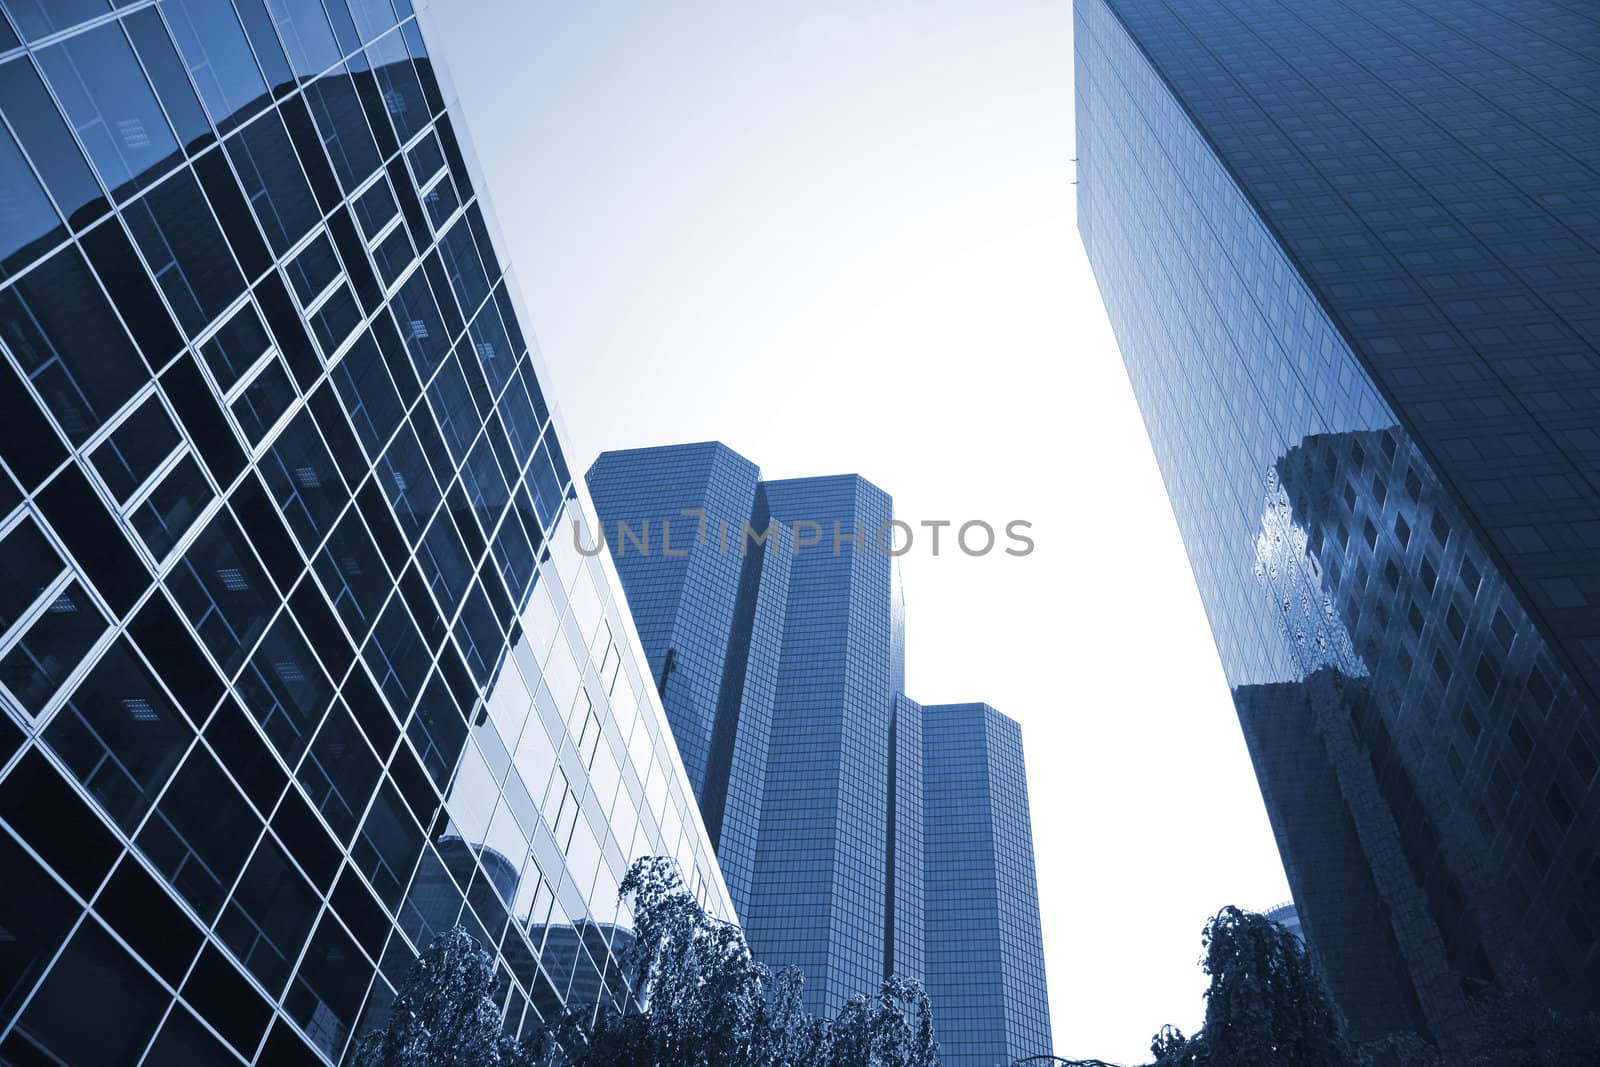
0,514 -> 65,636
37,20 -> 179,199
266,0 -> 340,81
89,393 -> 181,503
11,920 -> 167,1065
163,0 -> 269,131
1,577 -> 107,713
259,407 -> 348,550
286,913 -> 371,1060
305,65 -> 381,192
130,452 -> 212,557
45,637 -> 194,831
0,123 -> 63,274
297,700 -> 380,840
201,298 -> 272,392
217,833 -> 319,991
230,353 -> 297,444
3,0 -> 111,42
166,508 -> 276,674
124,7 -> 212,152
124,168 -> 245,333
0,243 -> 145,443
135,746 -> 259,918
225,111 -> 318,254
0,56 -> 107,228
236,612 -> 333,765
0,831 -> 79,1034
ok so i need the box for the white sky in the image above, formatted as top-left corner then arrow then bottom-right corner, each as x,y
428,3 -> 1291,1061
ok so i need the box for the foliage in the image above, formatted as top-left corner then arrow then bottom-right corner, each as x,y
1153,905 -> 1357,1067
351,925 -> 532,1067
1013,906 -> 1600,1067
532,856 -> 939,1067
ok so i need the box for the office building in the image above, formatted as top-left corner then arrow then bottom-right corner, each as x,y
1077,0 -> 1600,1052
0,2 -> 730,1064
1264,902 -> 1304,945
587,443 -> 1052,1060
923,703 -> 1053,1067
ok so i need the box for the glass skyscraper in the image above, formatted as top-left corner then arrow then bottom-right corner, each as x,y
0,2 -> 730,1064
1077,0 -> 1599,1053
923,703 -> 1053,1067
587,442 -> 1052,1062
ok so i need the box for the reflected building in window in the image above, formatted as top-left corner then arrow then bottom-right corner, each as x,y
0,2 -> 730,1063
1078,0 -> 1600,1055
586,442 -> 1052,1064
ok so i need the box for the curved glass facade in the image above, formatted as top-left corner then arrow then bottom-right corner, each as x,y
1078,0 -> 1600,1051
0,2 -> 730,1063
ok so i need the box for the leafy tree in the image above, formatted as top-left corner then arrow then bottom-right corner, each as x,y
351,925 -> 532,1066
533,856 -> 939,1067
1151,905 -> 1357,1067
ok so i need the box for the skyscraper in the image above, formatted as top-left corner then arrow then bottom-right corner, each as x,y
587,442 -> 1052,1060
923,703 -> 1053,1067
0,3 -> 730,1063
1077,0 -> 1600,1051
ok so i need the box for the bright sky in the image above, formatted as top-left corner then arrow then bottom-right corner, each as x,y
426,2 -> 1291,1061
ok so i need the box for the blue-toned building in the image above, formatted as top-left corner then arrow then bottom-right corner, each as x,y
1077,0 -> 1600,1052
0,2 -> 731,1064
923,703 -> 1053,1067
587,443 -> 1052,1060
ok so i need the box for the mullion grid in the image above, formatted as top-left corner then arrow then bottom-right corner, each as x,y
0,7 -> 590,1062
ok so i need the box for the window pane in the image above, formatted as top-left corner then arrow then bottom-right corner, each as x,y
124,168 -> 245,333
45,637 -> 195,831
163,0 -> 269,131
3,0 -> 111,42
0,243 -> 146,443
225,111 -> 319,254
135,746 -> 260,918
201,298 -> 272,392
286,914 -> 372,1060
0,515 -> 65,635
1,578 -> 107,713
124,7 -> 212,152
37,21 -> 180,199
287,230 -> 341,305
0,56 -> 108,228
130,452 -> 213,558
266,0 -> 340,81
90,393 -> 182,504
236,612 -> 333,765
0,831 -> 80,1034
230,356 -> 297,444
297,701 -> 379,840
11,920 -> 166,1065
166,508 -> 277,675
259,408 -> 349,550
0,123 -> 64,275
217,834 -> 319,991
304,65 -> 381,193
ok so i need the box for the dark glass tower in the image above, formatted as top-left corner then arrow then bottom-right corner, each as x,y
587,443 -> 1053,1059
1077,0 -> 1600,1052
0,3 -> 731,1063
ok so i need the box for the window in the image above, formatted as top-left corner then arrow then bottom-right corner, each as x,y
164,0 -> 270,132
0,244 -> 146,443
44,637 -> 194,831
37,21 -> 180,199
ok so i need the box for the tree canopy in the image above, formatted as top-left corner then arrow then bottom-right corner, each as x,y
355,856 -> 939,1067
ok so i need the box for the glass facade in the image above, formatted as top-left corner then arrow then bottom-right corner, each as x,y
586,443 -> 1052,1054
922,703 -> 1053,1067
1077,0 -> 1600,1052
0,2 -> 730,1063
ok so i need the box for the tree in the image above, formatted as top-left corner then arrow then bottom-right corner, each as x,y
351,925 -> 531,1066
1150,905 -> 1357,1067
533,856 -> 939,1067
